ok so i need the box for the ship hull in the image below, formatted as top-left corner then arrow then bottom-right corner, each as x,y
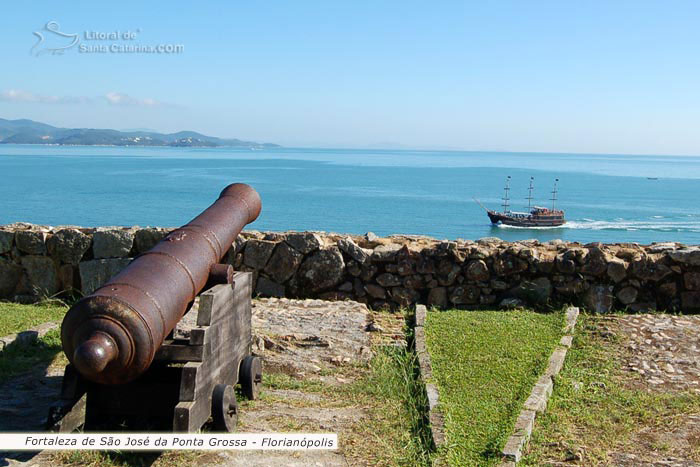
487,211 -> 565,227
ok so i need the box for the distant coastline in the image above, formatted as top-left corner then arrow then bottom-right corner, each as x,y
0,117 -> 280,149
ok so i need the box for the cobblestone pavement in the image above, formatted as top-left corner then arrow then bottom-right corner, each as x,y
611,314 -> 700,467
617,314 -> 700,393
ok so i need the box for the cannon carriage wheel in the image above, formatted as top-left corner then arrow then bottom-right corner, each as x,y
212,384 -> 238,432
239,355 -> 263,400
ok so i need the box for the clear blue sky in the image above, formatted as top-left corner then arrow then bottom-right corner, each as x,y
1,1 -> 699,154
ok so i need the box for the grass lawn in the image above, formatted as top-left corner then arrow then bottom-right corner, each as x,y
522,314 -> 700,465
0,300 -> 68,336
0,301 -> 68,380
425,309 -> 565,466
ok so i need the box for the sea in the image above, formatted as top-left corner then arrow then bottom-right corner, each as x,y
1,145 -> 699,245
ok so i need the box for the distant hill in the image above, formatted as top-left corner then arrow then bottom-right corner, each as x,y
0,118 -> 280,148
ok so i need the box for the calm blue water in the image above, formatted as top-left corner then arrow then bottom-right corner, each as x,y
1,145 -> 699,245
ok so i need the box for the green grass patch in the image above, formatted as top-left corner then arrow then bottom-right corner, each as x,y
426,309 -> 564,466
0,300 -> 67,336
0,301 -> 68,380
261,346 -> 433,466
352,345 -> 433,466
522,314 -> 700,465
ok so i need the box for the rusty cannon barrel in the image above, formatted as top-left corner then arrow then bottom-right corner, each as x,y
61,183 -> 261,385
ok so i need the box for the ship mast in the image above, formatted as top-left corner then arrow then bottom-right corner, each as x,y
551,178 -> 559,211
526,176 -> 534,211
502,176 -> 511,213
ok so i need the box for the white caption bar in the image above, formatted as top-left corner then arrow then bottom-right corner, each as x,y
0,433 -> 337,451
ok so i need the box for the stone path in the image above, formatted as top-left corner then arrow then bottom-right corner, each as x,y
0,298 -> 405,466
611,314 -> 700,467
618,314 -> 700,393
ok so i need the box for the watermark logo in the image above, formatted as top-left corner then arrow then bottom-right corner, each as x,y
31,21 -> 79,56
30,21 -> 184,56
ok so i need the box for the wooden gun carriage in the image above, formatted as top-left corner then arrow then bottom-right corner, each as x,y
48,183 -> 263,432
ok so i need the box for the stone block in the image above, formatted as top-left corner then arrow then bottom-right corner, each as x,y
243,239 -> 277,269
15,230 -> 47,255
390,287 -> 419,307
0,259 -> 22,298
264,242 -> 303,283
58,264 -> 77,292
556,255 -> 576,274
607,258 -> 628,282
616,286 -> 638,305
523,374 -> 553,412
465,259 -> 489,281
631,258 -> 672,282
510,277 -> 552,304
376,273 -> 401,287
353,278 -> 366,297
494,254 -> 528,276
545,347 -> 568,377
92,229 -> 134,259
134,227 -> 170,253
501,410 -> 536,462
684,272 -> 700,290
425,382 -> 439,411
296,247 -> 345,293
415,304 -> 427,327
285,232 -> 323,254
0,230 -> 13,254
337,237 -> 370,264
449,285 -> 480,305
669,247 -> 700,266
371,244 -> 402,262
255,276 -> 285,297
681,291 -> 700,311
79,258 -> 132,295
20,255 -> 60,297
360,264 -> 378,281
364,284 -> 386,299
47,228 -> 92,265
427,287 -> 448,308
659,281 -> 677,297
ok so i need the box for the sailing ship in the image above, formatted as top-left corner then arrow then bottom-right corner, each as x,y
476,176 -> 566,227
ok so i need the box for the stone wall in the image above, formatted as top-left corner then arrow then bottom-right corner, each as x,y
1,223 -> 700,313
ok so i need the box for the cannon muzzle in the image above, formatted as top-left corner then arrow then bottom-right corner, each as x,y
61,183 -> 261,385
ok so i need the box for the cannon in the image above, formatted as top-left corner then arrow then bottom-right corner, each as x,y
48,183 -> 263,432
